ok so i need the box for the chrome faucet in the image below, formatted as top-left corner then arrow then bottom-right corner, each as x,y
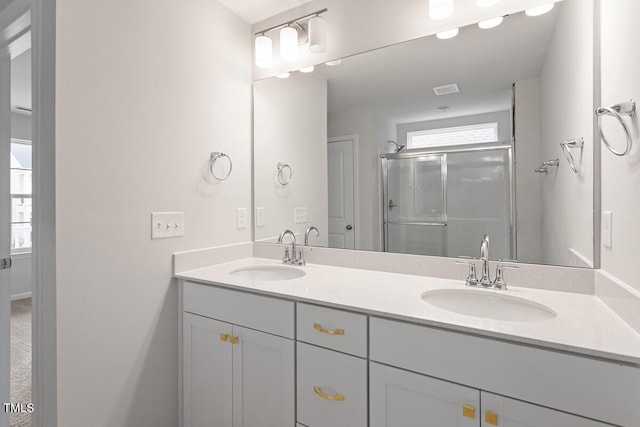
277,229 -> 305,266
479,234 -> 492,287
304,226 -> 320,246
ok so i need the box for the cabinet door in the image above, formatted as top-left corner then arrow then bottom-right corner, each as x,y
232,326 -> 295,427
481,392 -> 613,427
183,313 -> 233,427
370,362 -> 480,427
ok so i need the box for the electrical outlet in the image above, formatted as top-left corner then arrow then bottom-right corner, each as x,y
602,211 -> 613,248
294,207 -> 308,224
256,207 -> 265,227
237,208 -> 247,229
151,212 -> 184,239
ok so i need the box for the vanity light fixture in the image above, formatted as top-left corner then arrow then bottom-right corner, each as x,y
478,16 -> 504,29
525,3 -> 554,16
436,28 -> 459,39
299,66 -> 315,73
276,72 -> 291,79
280,25 -> 299,62
325,59 -> 342,66
308,15 -> 327,53
476,0 -> 499,6
253,8 -> 329,68
255,34 -> 273,68
429,0 -> 454,20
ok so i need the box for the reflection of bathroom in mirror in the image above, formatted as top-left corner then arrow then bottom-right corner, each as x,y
253,0 -> 596,268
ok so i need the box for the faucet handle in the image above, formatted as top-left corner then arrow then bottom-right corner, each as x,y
492,264 -> 519,290
455,259 -> 479,287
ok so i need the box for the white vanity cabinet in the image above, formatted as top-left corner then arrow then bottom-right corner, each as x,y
182,282 -> 295,427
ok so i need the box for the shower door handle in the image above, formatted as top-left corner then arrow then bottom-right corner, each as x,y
388,199 -> 398,210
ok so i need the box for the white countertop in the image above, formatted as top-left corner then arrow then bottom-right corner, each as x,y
175,257 -> 640,365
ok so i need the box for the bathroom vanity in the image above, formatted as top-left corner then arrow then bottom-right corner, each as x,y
176,258 -> 640,427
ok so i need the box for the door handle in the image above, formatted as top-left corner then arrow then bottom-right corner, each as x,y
346,225 -> 353,230
388,199 -> 397,210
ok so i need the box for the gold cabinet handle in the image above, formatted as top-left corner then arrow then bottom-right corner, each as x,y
485,410 -> 498,426
229,336 -> 239,344
313,385 -> 345,402
313,323 -> 345,336
462,404 -> 475,419
219,333 -> 229,342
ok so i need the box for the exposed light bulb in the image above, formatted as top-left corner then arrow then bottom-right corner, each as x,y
436,28 -> 459,39
299,66 -> 315,73
255,35 -> 272,68
429,0 -> 454,20
525,3 -> 554,17
280,26 -> 299,62
476,0 -> 499,7
276,72 -> 291,79
308,15 -> 327,53
478,16 -> 504,29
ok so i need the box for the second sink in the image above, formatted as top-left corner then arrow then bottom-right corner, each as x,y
229,265 -> 306,281
421,289 -> 556,322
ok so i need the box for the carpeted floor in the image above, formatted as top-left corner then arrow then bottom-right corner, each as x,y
10,298 -> 32,427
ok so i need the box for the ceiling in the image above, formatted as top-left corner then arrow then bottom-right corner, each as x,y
217,0 -> 313,24
317,5 -> 559,123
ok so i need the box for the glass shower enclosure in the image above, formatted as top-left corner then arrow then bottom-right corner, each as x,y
381,144 -> 514,260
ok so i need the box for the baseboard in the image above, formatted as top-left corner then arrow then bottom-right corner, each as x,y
11,291 -> 32,301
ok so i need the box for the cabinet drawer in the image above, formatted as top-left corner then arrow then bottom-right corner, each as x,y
296,303 -> 367,357
297,342 -> 367,427
370,317 -> 640,427
183,281 -> 294,338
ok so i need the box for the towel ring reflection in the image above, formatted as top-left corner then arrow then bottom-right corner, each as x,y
210,152 -> 232,181
277,162 -> 292,186
595,100 -> 635,157
560,138 -> 583,174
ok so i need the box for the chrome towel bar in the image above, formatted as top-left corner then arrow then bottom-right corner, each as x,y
595,100 -> 635,157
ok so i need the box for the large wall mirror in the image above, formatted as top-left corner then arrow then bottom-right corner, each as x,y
253,0 -> 597,268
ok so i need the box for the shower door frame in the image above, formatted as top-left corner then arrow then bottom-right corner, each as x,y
381,142 -> 516,260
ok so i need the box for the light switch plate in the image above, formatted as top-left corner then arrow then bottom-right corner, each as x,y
237,208 -> 247,229
294,207 -> 308,224
256,207 -> 265,227
602,211 -> 613,248
151,212 -> 184,239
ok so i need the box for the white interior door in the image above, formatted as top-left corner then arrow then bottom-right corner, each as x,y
0,49 -> 11,427
328,138 -> 355,249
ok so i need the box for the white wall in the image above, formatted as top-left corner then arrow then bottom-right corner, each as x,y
251,0 -> 564,79
328,106 -> 386,251
55,0 -> 252,426
514,79 -> 543,264
11,112 -> 31,140
539,0 -> 594,267
253,72 -> 328,245
600,0 -> 640,291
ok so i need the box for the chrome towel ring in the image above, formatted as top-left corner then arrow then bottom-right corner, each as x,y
595,100 -> 635,157
210,152 -> 232,181
560,138 -> 584,174
277,162 -> 292,185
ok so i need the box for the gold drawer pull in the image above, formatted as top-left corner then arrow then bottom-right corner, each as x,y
313,385 -> 345,402
462,404 -> 475,419
219,333 -> 229,342
485,410 -> 498,425
229,336 -> 239,344
313,323 -> 345,336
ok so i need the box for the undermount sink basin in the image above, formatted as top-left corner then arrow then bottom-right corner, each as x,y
421,289 -> 556,322
229,265 -> 306,281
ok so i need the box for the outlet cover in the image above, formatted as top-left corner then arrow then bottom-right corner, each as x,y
256,207 -> 265,227
237,208 -> 247,229
151,212 -> 184,239
602,211 -> 613,248
294,207 -> 308,224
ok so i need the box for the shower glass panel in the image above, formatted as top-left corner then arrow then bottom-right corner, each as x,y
384,155 -> 446,256
446,149 -> 512,260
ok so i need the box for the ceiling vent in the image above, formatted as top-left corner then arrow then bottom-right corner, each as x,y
433,83 -> 460,96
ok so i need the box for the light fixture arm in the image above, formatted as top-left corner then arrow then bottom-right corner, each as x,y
254,8 -> 328,36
